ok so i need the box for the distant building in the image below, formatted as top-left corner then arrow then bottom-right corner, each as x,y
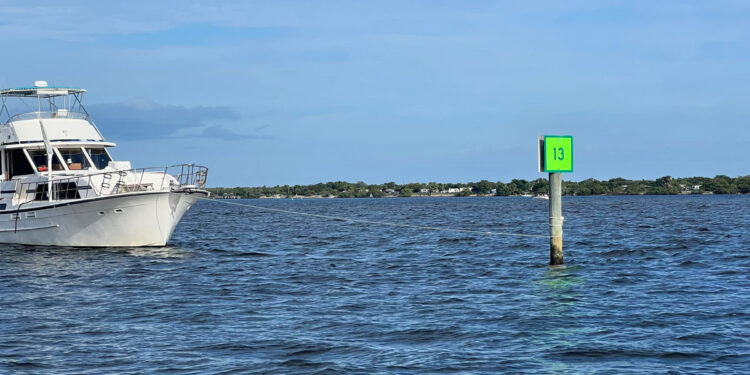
384,189 -> 396,194
419,188 -> 430,194
447,187 -> 468,194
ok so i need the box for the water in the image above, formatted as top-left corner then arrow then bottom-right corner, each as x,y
1,196 -> 748,374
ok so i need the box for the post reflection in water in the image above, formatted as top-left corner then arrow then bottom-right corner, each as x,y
529,265 -> 588,374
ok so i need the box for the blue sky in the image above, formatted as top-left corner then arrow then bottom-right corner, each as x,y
1,1 -> 748,186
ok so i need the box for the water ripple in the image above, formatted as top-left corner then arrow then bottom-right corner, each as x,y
1,195 -> 748,374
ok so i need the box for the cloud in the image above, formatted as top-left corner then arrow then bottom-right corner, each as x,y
105,23 -> 292,48
172,124 -> 274,141
87,99 -> 267,141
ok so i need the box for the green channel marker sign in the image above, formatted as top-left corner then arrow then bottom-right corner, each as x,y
540,135 -> 573,173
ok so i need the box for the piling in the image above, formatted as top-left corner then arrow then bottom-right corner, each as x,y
549,172 -> 563,265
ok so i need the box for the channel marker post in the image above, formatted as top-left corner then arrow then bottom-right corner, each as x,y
538,135 -> 573,265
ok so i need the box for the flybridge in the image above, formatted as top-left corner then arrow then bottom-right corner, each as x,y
0,81 -> 90,124
0,80 -> 104,147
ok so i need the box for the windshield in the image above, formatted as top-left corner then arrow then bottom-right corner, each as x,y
27,150 -> 64,172
58,148 -> 91,170
86,148 -> 111,169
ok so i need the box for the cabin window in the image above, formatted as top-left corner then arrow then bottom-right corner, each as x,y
58,148 -> 90,170
86,148 -> 111,169
34,182 -> 80,201
8,149 -> 34,178
27,150 -> 64,172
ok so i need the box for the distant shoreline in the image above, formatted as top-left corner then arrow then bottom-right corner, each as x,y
206,175 -> 750,199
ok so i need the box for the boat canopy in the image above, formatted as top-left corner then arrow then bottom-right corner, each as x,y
1,82 -> 90,124
0,87 -> 87,98
0,82 -> 102,145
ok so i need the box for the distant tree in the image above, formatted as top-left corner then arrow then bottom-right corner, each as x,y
736,176 -> 750,194
648,176 -> 680,195
530,178 -> 549,194
368,184 -> 385,197
206,174 -> 750,200
704,175 -> 738,194
383,181 -> 397,190
584,178 -> 608,195
510,179 -> 529,193
607,178 -> 628,193
456,189 -> 472,197
427,182 -> 439,195
474,180 -> 495,194
338,190 -> 355,198
495,182 -> 513,196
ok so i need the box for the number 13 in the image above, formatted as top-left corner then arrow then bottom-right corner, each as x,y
553,147 -> 564,160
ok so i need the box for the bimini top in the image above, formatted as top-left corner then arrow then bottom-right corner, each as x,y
0,86 -> 87,98
0,81 -> 105,145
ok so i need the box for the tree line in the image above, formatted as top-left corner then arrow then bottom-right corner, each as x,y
206,175 -> 750,198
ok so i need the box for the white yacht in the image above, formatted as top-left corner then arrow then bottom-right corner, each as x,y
0,81 -> 208,246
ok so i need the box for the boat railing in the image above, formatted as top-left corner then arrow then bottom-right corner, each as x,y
173,163 -> 209,187
13,164 -> 208,204
7,111 -> 89,123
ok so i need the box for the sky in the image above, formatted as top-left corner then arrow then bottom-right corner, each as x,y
0,1 -> 748,186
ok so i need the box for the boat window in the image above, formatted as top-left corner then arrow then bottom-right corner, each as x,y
27,150 -> 65,172
58,148 -> 90,170
86,148 -> 111,169
34,182 -> 80,201
8,149 -> 34,178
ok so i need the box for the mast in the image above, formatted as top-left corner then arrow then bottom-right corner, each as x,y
35,81 -> 53,202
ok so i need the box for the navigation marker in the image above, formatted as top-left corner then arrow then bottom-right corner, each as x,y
539,135 -> 573,265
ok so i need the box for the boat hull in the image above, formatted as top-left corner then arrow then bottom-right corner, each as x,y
0,190 -> 207,246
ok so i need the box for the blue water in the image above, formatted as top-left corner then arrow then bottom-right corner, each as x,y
1,196 -> 748,374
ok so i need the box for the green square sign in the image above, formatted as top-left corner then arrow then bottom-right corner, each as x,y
544,135 -> 573,172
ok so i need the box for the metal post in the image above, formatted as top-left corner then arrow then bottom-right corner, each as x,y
1,149 -> 6,181
549,172 -> 564,265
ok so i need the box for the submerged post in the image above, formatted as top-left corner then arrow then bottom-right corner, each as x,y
549,172 -> 563,265
539,135 -> 572,265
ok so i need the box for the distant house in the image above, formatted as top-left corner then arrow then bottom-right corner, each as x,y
419,188 -> 430,194
384,189 -> 396,194
447,187 -> 468,194
679,184 -> 702,192
490,189 -> 497,194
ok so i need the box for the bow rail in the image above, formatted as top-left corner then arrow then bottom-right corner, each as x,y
12,164 -> 208,205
